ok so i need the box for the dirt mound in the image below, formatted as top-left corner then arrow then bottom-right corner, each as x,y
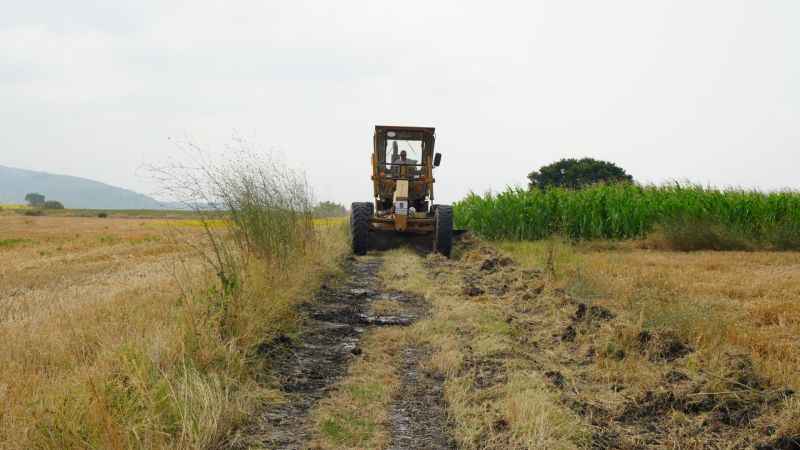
718,352 -> 765,390
664,370 -> 689,383
756,436 -> 800,450
636,329 -> 693,362
544,370 -> 566,389
464,355 -> 508,389
619,353 -> 793,431
574,302 -> 615,322
689,353 -> 793,427
479,255 -> 515,272
560,325 -> 577,342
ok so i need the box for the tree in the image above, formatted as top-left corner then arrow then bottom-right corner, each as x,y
25,193 -> 45,206
527,158 -> 633,190
313,201 -> 347,218
43,200 -> 64,209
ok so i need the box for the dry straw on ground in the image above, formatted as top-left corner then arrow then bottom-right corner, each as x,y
0,148 -> 349,449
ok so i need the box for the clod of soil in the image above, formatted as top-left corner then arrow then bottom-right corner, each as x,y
637,329 -> 693,362
574,303 -> 616,322
521,289 -> 539,301
590,430 -> 622,449
488,283 -> 509,296
560,325 -> 577,342
617,352 -> 794,432
588,305 -> 615,321
756,436 -> 800,450
574,303 -> 587,320
479,256 -> 514,272
689,353 -> 793,427
463,355 -> 507,389
492,418 -> 510,432
544,370 -> 566,389
664,370 -> 690,383
618,390 -> 680,423
565,398 -> 610,419
720,352 -> 765,390
463,285 -> 484,297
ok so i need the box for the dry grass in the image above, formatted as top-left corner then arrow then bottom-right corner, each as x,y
567,242 -> 799,385
0,214 -> 348,449
378,248 -> 588,449
499,239 -> 800,443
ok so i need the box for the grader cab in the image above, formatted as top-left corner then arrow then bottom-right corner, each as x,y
351,125 -> 453,256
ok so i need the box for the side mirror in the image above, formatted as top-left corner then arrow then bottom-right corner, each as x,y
433,153 -> 442,167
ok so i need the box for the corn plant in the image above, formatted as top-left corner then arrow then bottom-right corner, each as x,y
454,183 -> 800,250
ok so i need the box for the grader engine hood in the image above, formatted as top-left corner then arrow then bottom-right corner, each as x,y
394,179 -> 409,231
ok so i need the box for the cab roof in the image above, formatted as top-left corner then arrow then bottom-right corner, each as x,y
374,125 -> 435,140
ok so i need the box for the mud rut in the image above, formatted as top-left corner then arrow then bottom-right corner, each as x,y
250,256 -> 454,450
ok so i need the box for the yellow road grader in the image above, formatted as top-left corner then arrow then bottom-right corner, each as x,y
351,125 -> 453,257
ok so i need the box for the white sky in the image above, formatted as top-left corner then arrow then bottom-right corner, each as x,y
2,1 -> 798,205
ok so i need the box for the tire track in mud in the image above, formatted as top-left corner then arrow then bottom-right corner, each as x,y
244,255 -> 454,450
388,346 -> 456,450
253,257 -> 382,449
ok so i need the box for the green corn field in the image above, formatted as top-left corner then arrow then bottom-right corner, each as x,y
454,183 -> 800,248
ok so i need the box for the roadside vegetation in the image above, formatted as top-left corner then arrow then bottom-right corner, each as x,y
499,239 -> 800,447
0,151 -> 348,449
312,201 -> 347,218
455,183 -> 800,250
445,175 -> 799,446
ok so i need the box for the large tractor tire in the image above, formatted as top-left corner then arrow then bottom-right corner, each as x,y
351,202 -> 372,255
433,204 -> 453,257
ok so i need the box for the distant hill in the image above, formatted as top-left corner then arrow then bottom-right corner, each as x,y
0,165 -> 164,210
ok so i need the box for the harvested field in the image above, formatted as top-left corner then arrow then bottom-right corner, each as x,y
0,212 -> 348,449
0,214 -> 207,448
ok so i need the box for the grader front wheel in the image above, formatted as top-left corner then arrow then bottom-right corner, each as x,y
433,205 -> 453,257
351,202 -> 372,255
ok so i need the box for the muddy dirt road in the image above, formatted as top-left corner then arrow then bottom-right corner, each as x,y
238,239 -> 798,449
244,256 -> 454,450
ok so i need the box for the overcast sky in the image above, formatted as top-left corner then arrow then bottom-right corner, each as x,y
2,1 -> 798,204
